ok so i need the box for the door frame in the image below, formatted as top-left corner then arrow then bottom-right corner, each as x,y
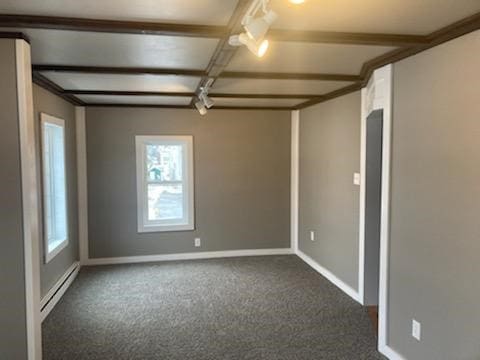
358,64 -> 395,357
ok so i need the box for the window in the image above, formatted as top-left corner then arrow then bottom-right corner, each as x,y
40,114 -> 68,263
136,136 -> 194,232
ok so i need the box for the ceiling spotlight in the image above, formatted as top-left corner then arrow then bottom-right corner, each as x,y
228,0 -> 276,58
195,99 -> 207,116
229,33 -> 269,58
199,92 -> 214,109
289,0 -> 305,4
195,78 -> 215,115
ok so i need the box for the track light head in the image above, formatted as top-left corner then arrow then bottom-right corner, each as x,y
195,99 -> 207,115
229,33 -> 269,58
199,92 -> 215,109
244,10 -> 277,41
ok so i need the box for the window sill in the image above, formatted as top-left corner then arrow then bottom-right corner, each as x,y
138,223 -> 194,233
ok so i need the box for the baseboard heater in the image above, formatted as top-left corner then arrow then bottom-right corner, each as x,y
40,261 -> 80,322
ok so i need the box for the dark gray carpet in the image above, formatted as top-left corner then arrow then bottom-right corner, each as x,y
43,255 -> 384,360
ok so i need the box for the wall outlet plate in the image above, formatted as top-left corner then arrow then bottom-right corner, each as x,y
310,231 -> 315,241
194,238 -> 201,247
353,172 -> 361,185
412,319 -> 421,341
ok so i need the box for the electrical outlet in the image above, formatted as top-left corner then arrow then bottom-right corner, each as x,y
353,172 -> 361,185
412,319 -> 421,341
310,231 -> 315,241
194,238 -> 201,247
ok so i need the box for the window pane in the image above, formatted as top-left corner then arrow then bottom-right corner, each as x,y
146,144 -> 183,181
147,184 -> 184,221
42,121 -> 68,254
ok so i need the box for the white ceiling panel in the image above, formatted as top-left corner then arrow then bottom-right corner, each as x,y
212,97 -> 306,107
0,0 -> 238,25
77,95 -> 192,106
226,41 -> 396,74
41,72 -> 200,92
270,0 -> 480,34
212,78 -> 352,95
3,28 -> 219,68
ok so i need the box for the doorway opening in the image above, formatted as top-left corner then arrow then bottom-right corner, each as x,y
364,109 -> 384,334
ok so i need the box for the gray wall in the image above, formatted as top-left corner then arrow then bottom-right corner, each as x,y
388,30 -> 480,359
86,108 -> 291,258
298,91 -> 361,290
0,39 -> 28,360
33,84 -> 79,297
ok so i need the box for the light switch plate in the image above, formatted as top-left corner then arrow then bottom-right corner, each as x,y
412,319 -> 421,341
310,231 -> 315,241
353,172 -> 361,185
194,238 -> 201,247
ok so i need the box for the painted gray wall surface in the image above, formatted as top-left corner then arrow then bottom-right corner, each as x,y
86,108 -> 291,258
298,91 -> 361,290
364,110 -> 383,306
388,30 -> 480,360
0,39 -> 28,360
33,84 -> 79,297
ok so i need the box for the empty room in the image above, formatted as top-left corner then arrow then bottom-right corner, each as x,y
0,1 -> 479,359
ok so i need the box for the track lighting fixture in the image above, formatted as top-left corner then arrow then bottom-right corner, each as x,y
228,0 -> 277,58
194,99 -> 207,116
195,78 -> 215,115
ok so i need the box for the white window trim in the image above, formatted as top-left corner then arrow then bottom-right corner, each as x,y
40,113 -> 69,263
135,135 -> 195,233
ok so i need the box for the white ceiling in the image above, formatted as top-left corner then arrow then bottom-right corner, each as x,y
4,28 -> 218,69
41,72 -> 200,92
226,41 -> 396,74
76,95 -> 192,105
212,78 -> 352,95
0,0 -> 239,25
270,0 -> 480,34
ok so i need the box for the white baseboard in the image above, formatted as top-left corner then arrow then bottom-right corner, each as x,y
296,249 -> 361,303
379,344 -> 407,360
40,261 -> 80,322
85,248 -> 293,266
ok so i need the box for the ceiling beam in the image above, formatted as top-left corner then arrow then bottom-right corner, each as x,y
85,103 -> 293,110
32,65 -> 206,77
33,64 -> 361,82
221,71 -> 361,82
32,72 -> 84,106
268,29 -> 429,46
0,14 -> 226,38
0,14 -> 429,46
65,89 -> 320,99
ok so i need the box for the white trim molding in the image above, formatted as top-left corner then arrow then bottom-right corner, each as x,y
290,110 -> 299,253
297,250 -> 360,303
85,248 -> 293,266
16,39 -> 42,360
379,344 -> 407,360
40,262 -> 80,322
361,64 -> 395,358
75,107 -> 89,265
